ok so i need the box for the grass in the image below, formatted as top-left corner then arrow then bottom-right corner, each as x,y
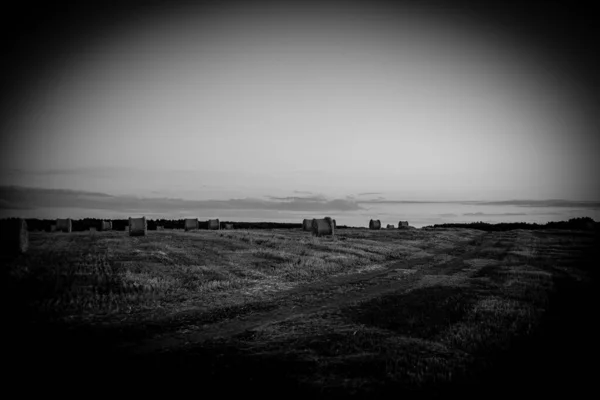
3,229 -> 430,323
2,226 -> 597,396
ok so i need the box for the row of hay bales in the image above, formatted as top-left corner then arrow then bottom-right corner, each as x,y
56,218 -> 72,232
184,218 -> 199,231
302,217 -> 336,237
369,219 -> 382,230
302,218 -> 409,235
52,218 -> 113,233
90,221 -> 113,232
184,218 -> 222,231
48,217 -> 225,236
369,219 -> 410,230
128,217 -> 147,236
50,217 -> 138,235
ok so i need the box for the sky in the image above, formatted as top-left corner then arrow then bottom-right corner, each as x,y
1,0 -> 599,226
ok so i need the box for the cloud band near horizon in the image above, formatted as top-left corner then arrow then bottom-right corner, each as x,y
0,185 -> 363,214
1,185 -> 599,218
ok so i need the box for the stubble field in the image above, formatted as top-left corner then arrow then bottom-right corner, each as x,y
3,227 -> 597,397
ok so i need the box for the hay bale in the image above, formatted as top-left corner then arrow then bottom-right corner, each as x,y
124,225 -> 129,232
56,218 -> 72,233
129,217 -> 147,236
398,221 -> 409,228
207,219 -> 220,230
369,219 -> 381,230
184,218 -> 199,231
100,221 -> 112,231
50,225 -> 57,232
157,226 -> 165,231
312,217 -> 335,237
89,227 -> 97,232
386,224 -> 395,229
0,218 -> 29,254
302,219 -> 313,231
224,223 -> 234,230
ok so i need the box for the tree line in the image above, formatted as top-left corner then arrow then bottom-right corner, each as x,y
17,218 -> 308,232
423,217 -> 597,232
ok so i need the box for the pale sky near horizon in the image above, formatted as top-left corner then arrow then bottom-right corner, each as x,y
1,0 -> 599,212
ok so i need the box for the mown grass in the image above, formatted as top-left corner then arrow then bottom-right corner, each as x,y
3,227 -> 596,396
3,229 -> 474,324
170,228 -> 593,396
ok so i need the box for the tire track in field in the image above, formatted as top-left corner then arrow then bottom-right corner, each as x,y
121,231 -> 491,354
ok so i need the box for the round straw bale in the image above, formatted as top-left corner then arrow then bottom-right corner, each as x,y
224,223 -> 234,230
207,219 -> 220,230
324,217 -> 335,236
184,218 -> 199,231
50,225 -> 57,232
129,217 -> 147,236
386,224 -> 395,229
398,221 -> 409,229
311,217 -> 335,237
56,218 -> 72,233
99,221 -> 112,231
0,218 -> 29,254
369,219 -> 381,230
302,219 -> 312,231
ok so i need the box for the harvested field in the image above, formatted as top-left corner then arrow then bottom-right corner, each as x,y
3,227 -> 597,396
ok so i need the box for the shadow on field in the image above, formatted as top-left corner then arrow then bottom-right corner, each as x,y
449,274 -> 598,398
6,278 -> 597,397
8,330 -> 321,396
344,285 -> 481,338
450,230 -> 600,397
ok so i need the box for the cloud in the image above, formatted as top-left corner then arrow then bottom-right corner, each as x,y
463,212 -> 527,216
358,199 -> 600,208
0,198 -> 33,210
3,166 -> 129,179
357,192 -> 383,196
358,199 -> 443,204
266,195 -> 327,202
476,200 -> 600,208
293,190 -> 313,195
0,186 -> 363,214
